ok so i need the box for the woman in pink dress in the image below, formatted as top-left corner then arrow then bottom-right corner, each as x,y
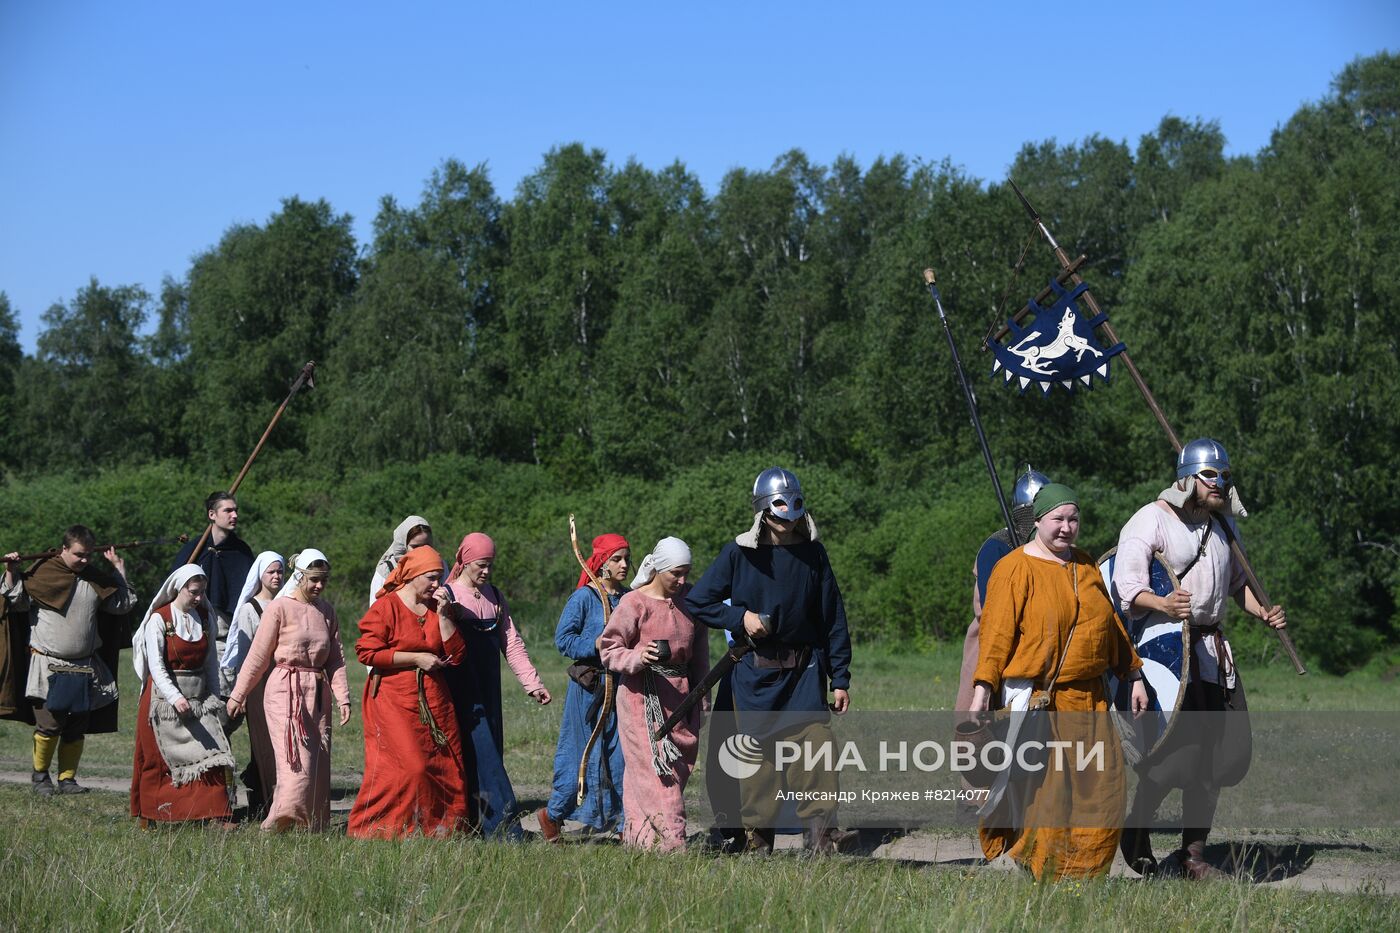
442,532 -> 551,838
226,549 -> 351,832
599,536 -> 708,851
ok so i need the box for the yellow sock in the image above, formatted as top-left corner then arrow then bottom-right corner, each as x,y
57,739 -> 84,781
33,732 -> 58,773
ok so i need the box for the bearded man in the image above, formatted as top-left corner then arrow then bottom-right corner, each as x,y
1113,438 -> 1286,879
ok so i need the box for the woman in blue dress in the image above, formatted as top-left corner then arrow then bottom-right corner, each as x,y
535,533 -> 630,840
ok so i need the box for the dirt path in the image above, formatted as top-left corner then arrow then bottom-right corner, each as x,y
5,771 -> 1393,894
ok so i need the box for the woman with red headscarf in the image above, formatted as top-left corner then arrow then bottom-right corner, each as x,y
534,533 -> 630,841
347,545 -> 469,839
441,532 -> 549,838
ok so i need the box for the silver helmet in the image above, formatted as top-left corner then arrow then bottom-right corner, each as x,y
752,467 -> 805,522
1012,466 -> 1052,508
1176,438 -> 1232,490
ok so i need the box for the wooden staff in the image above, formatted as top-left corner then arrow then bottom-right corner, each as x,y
569,513 -> 616,806
185,361 -> 316,565
6,534 -> 190,564
1003,180 -> 1305,674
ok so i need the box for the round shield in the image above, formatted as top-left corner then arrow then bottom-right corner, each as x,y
1099,546 -> 1190,765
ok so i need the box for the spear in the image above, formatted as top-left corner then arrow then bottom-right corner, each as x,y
185,361 -> 316,565
923,268 -> 1019,546
1005,181 -> 1305,674
6,535 -> 190,564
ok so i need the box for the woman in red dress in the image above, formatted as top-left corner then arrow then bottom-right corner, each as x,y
130,564 -> 236,827
348,545 -> 470,838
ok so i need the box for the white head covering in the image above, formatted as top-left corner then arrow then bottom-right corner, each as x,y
236,551 -> 286,609
377,516 -> 431,573
132,564 -> 208,683
275,548 -> 330,601
220,551 -> 285,670
630,536 -> 692,587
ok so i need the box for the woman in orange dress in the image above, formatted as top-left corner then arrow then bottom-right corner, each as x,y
348,545 -> 469,839
971,484 -> 1148,880
129,565 -> 236,827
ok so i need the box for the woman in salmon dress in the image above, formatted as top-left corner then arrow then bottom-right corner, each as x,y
130,565 -> 236,827
971,484 -> 1148,880
348,545 -> 469,839
226,549 -> 351,831
599,537 -> 708,852
441,532 -> 551,838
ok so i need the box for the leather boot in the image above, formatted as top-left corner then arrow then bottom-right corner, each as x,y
535,807 -> 562,843
1120,825 -> 1157,877
744,828 -> 774,854
803,818 -> 858,855
1181,841 -> 1227,880
31,770 -> 55,797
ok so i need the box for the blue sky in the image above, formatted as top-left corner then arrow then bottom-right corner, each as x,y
1,1 -> 1395,348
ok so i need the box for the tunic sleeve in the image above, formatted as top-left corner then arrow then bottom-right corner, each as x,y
439,613 -> 466,667
318,600 -> 351,706
231,599 -> 283,703
973,557 -> 1027,693
685,544 -> 746,634
554,588 -> 599,662
1115,506 -> 1165,619
495,589 -> 545,695
145,608 -> 183,706
202,610 -> 223,697
100,575 -> 139,615
598,595 -> 646,676
818,546 -> 853,691
356,597 -> 399,669
688,611 -> 710,686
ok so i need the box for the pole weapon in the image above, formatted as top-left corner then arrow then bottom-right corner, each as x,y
924,268 -> 1019,547
185,361 -> 316,565
1004,181 -> 1305,674
5,534 -> 190,564
568,513 -> 617,806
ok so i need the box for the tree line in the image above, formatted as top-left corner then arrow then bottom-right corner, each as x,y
1,54 -> 1395,670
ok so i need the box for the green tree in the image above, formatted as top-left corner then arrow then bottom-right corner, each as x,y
16,279 -> 156,464
313,160 -> 507,469
185,197 -> 357,468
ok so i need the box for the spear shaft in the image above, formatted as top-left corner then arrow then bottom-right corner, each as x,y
1006,181 -> 1304,674
185,361 -> 316,565
924,269 -> 1019,546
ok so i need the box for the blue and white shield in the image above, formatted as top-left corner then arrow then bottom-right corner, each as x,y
990,278 -> 1127,395
1099,546 -> 1190,765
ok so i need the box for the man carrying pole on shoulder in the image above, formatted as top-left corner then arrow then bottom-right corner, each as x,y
1114,438 -> 1286,879
172,491 -> 254,697
4,525 -> 138,795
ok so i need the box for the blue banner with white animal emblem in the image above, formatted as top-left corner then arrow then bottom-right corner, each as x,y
989,278 -> 1126,395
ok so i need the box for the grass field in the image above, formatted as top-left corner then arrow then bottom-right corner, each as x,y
2,641 -> 1397,930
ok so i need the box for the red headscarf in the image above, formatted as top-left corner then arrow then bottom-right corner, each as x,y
450,532 -> 495,581
577,533 -> 629,588
375,545 -> 445,600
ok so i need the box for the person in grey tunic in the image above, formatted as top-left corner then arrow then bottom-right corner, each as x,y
4,525 -> 137,795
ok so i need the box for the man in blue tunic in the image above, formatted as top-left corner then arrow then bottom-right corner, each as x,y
171,491 -> 254,697
688,467 -> 854,854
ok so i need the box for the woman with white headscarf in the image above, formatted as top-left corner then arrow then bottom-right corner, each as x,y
368,516 -> 435,605
598,537 -> 708,851
129,565 -> 236,827
220,550 -> 284,818
226,550 -> 351,832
